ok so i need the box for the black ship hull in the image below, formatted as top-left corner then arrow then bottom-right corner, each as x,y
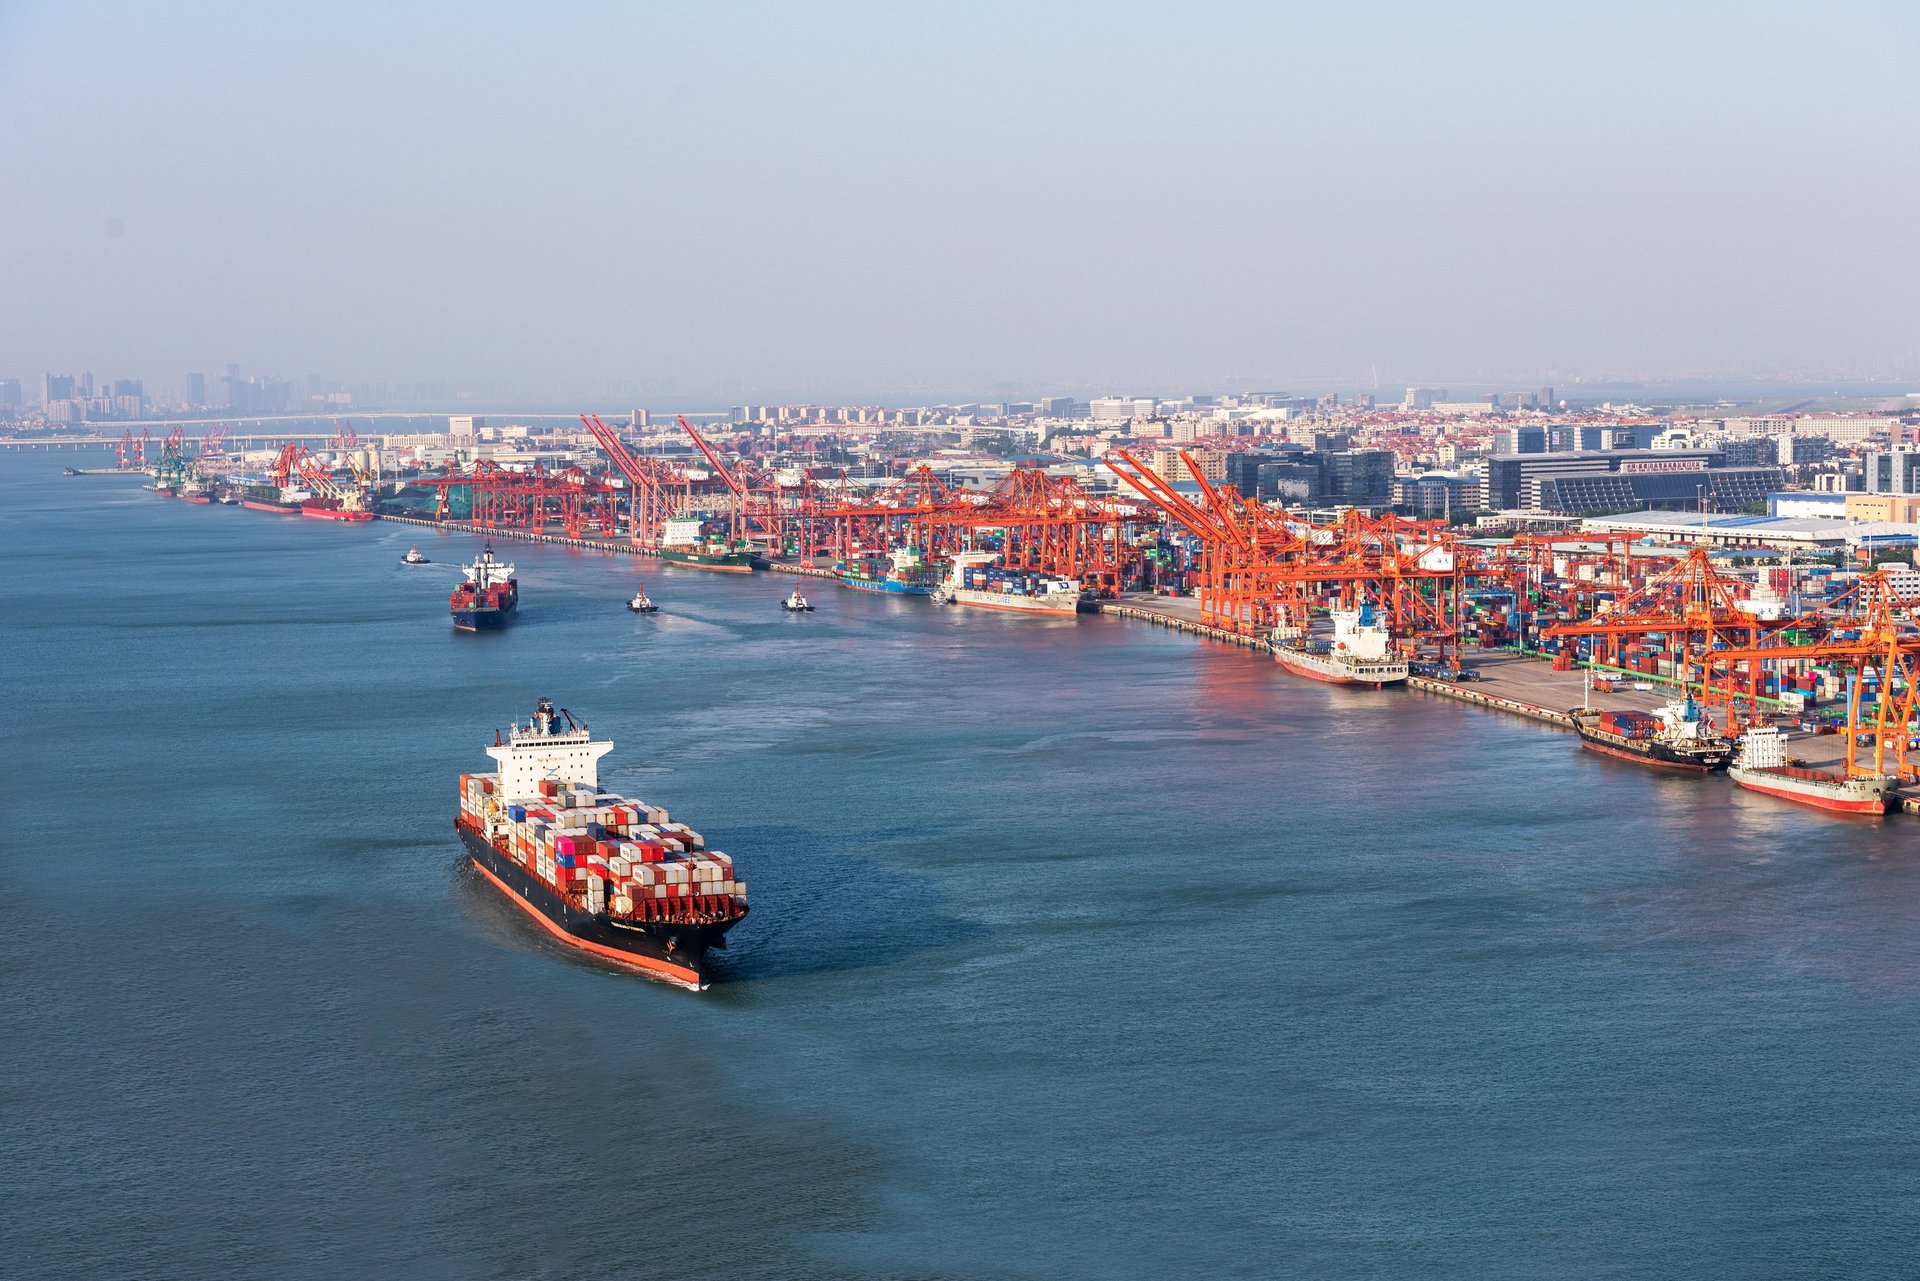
451,600 -> 515,632
1574,727 -> 1733,772
457,823 -> 741,989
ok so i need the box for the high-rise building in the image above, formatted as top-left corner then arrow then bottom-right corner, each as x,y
41,373 -> 75,407
630,409 -> 649,429
0,378 -> 21,409
1088,396 -> 1135,423
1864,446 -> 1920,494
186,372 -> 206,406
1318,450 -> 1395,507
1403,387 -> 1444,410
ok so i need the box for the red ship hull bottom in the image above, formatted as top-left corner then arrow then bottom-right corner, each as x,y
467,855 -> 707,990
1273,655 -> 1395,688
1732,774 -> 1890,816
457,820 -> 737,990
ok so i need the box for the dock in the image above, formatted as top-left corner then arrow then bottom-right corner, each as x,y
1098,592 -> 1920,810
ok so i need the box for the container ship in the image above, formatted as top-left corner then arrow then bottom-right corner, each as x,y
659,517 -> 754,573
455,698 -> 748,990
840,546 -> 937,595
451,544 -> 518,631
1728,725 -> 1893,815
933,551 -> 1085,615
1270,603 -> 1409,687
1569,698 -> 1734,771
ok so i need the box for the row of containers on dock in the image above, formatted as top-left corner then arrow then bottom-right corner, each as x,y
459,773 -> 745,919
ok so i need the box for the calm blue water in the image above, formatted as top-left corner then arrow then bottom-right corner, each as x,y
5,450 -> 1919,1280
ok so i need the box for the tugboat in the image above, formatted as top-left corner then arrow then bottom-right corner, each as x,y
781,587 -> 814,612
450,544 -> 518,632
627,584 -> 659,613
401,546 -> 432,565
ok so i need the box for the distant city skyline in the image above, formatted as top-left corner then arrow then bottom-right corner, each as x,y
3,2 -> 1917,399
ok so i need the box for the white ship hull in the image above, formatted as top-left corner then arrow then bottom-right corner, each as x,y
1272,646 -> 1408,687
948,587 -> 1083,615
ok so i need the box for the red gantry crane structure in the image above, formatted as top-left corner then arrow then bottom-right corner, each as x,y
1102,447 -> 1471,662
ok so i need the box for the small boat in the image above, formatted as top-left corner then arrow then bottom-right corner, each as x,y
401,546 -> 432,565
626,586 -> 659,613
781,588 -> 814,612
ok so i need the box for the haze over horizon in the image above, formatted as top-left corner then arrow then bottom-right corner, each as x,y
3,1 -> 1917,403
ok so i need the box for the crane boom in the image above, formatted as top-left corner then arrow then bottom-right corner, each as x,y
677,415 -> 743,496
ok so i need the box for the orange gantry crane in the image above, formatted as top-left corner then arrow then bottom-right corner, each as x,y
1102,447 -> 1470,660
420,458 -> 624,539
1541,545 -> 1771,677
580,413 -> 699,545
1697,571 -> 1920,780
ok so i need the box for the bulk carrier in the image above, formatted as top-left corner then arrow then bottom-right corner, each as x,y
933,551 -> 1085,615
1270,603 -> 1409,687
1728,725 -> 1893,815
659,517 -> 754,573
1569,698 -> 1735,771
455,698 -> 748,989
301,496 -> 374,522
450,544 -> 518,631
241,484 -> 304,514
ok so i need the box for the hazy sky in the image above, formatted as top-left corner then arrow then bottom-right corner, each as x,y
3,1 -> 1917,401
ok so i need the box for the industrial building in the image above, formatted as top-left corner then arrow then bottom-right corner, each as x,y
1482,450 -> 1784,515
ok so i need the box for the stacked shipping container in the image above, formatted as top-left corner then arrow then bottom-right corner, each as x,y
458,773 -> 746,922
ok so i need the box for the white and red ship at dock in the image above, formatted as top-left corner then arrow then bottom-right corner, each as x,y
455,698 -> 748,990
1728,725 -> 1893,815
1269,604 -> 1409,688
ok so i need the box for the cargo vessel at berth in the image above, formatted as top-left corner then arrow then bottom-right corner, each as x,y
179,478 -> 213,504
451,544 -> 518,631
300,496 -> 374,522
1270,603 -> 1409,687
1728,725 -> 1893,815
933,550 -> 1085,615
455,698 -> 748,990
240,484 -> 304,514
840,546 -> 937,595
658,517 -> 754,572
1570,698 -> 1734,771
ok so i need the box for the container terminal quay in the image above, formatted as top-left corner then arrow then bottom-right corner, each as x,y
43,392 -> 1920,817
